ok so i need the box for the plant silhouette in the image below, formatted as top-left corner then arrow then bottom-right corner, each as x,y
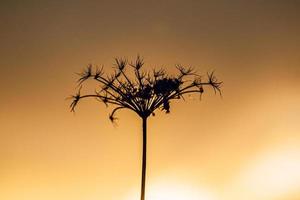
70,56 -> 222,200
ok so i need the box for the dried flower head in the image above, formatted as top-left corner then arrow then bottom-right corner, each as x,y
70,56 -> 222,122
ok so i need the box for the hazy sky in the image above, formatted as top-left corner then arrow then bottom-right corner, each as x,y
1,1 -> 300,200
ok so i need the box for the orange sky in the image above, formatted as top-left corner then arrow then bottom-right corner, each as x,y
1,1 -> 300,200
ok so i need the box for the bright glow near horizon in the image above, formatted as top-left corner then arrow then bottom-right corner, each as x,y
225,142 -> 300,200
125,181 -> 216,200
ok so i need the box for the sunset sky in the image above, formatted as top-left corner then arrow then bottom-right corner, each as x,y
1,1 -> 300,200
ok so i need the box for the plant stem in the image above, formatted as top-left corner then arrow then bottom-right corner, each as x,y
140,117 -> 147,200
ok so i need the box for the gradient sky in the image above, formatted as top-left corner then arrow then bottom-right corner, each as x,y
1,1 -> 300,200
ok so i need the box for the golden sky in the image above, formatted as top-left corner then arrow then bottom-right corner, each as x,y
1,1 -> 300,200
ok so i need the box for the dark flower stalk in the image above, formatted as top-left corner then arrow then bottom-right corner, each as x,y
69,56 -> 222,200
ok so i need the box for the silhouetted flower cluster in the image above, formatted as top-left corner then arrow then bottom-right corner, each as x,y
70,56 -> 222,122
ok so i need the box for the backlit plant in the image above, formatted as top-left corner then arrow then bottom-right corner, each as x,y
70,56 -> 222,200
